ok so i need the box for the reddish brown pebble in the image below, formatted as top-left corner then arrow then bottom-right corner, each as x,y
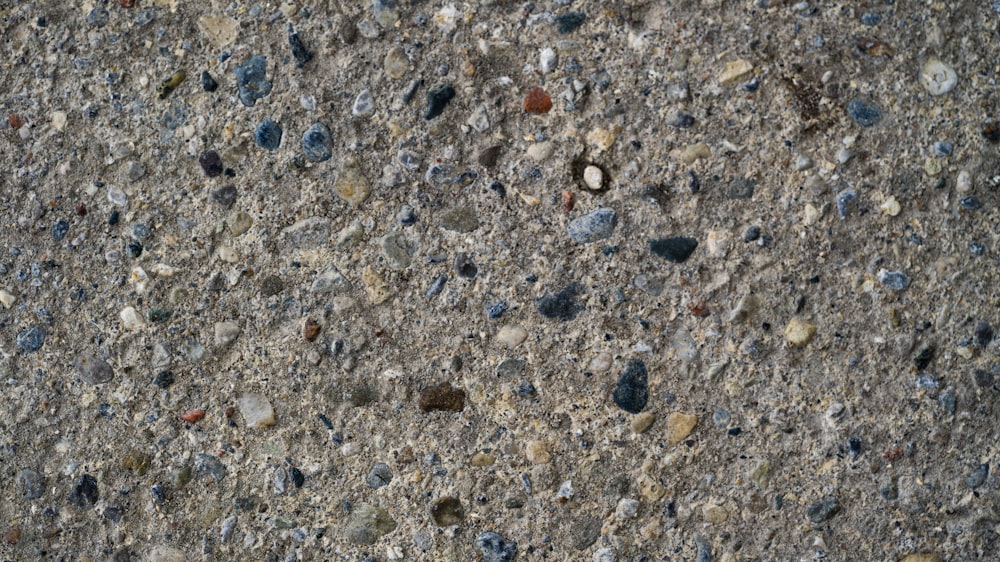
303,319 -> 321,342
523,87 -> 553,114
225,406 -> 235,418
561,190 -> 575,213
418,381 -> 466,412
8,113 -> 23,129
75,202 -> 87,216
180,409 -> 206,423
119,0 -> 136,7
3,526 -> 20,546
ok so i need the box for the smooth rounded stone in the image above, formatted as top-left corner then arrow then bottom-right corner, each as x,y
237,393 -> 275,428
966,463 -> 989,488
234,54 -> 271,107
527,141 -> 554,162
957,170 -> 972,193
418,382 -> 466,412
352,89 -> 375,117
379,232 -> 412,269
630,411 -> 656,434
365,462 -> 393,489
198,150 -> 223,177
334,165 -> 371,207
847,98 -> 882,128
650,237 -> 698,263
17,469 -> 45,500
583,165 -> 604,190
919,58 -> 957,96
193,453 -> 227,482
383,46 -> 408,78
214,322 -> 241,347
345,505 -> 397,545
806,496 -> 841,523
750,460 -> 774,488
613,360 -> 649,414
70,473 -> 99,508
301,123 -> 333,162
594,548 -> 616,562
878,269 -> 911,291
836,188 -> 858,218
75,354 -> 114,385
146,546 -> 187,562
430,497 -> 465,526
476,531 -> 518,562
16,326 -> 45,352
975,321 -> 995,347
525,440 -> 552,464
785,318 -> 817,346
496,325 -> 528,348
227,210 -> 252,236
254,119 -> 282,150
438,207 -> 479,233
665,412 -> 697,444
537,284 -> 584,321
424,83 -> 455,120
675,142 -> 710,163
567,208 -> 617,243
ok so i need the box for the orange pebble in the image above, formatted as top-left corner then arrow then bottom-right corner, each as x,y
303,319 -> 321,342
8,113 -> 22,129
180,409 -> 206,423
523,87 -> 552,114
561,190 -> 575,213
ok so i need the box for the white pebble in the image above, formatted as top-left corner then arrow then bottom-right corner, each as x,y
957,170 -> 972,193
0,289 -> 16,309
107,187 -> 127,206
214,321 -> 241,347
496,325 -> 528,348
616,498 -> 640,519
589,352 -> 612,372
880,196 -> 901,217
352,88 -> 375,117
540,47 -> 557,74
129,266 -> 149,294
919,57 -> 958,96
119,306 -> 145,331
583,165 -> 604,190
237,393 -> 275,428
527,141 -> 554,162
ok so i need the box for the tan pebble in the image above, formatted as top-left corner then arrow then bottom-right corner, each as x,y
719,59 -> 753,84
334,165 -> 371,207
586,128 -> 616,152
237,393 -> 275,428
749,460 -> 774,488
527,141 -> 554,162
146,546 -> 187,562
227,210 -> 253,236
583,165 -> 604,190
0,289 -> 17,309
119,306 -> 145,331
675,142 -> 710,163
470,453 -> 496,467
630,412 -> 656,434
51,111 -> 67,132
636,472 -> 665,501
880,196 -> 901,216
384,46 -> 408,79
802,203 -> 821,226
785,318 -> 817,346
197,15 -> 239,47
525,440 -> 551,464
588,352 -> 612,372
496,325 -> 528,348
918,57 -> 957,96
362,267 -> 393,305
702,503 -> 728,523
666,412 -> 697,445
214,321 -> 241,347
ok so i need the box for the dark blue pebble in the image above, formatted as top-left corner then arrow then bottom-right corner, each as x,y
255,119 -> 282,151
847,98 -> 883,128
301,124 -> 333,162
200,71 -> 218,92
613,359 -> 649,414
17,326 -> 46,352
234,54 -> 272,107
836,189 -> 858,218
970,242 -> 985,256
87,7 -> 109,27
975,321 -> 994,347
960,196 -> 982,210
744,226 -> 761,242
424,84 -> 455,120
291,467 -> 305,488
553,12 -> 586,34
52,219 -> 69,241
127,241 -> 143,258
860,12 -> 882,26
486,301 -> 508,320
396,204 -> 416,226
650,237 -> 698,263
743,79 -> 760,92
287,27 -> 313,67
365,462 -> 393,489
966,463 -> 989,488
476,531 -> 518,562
425,274 -> 448,299
132,223 -> 150,239
536,284 -> 584,321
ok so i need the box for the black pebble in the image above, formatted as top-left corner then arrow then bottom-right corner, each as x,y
290,467 -> 305,488
744,226 -> 761,242
70,474 -> 99,508
688,170 -> 700,193
553,12 -> 586,34
476,531 -> 518,562
153,370 -> 174,389
200,70 -> 218,92
973,369 -> 994,388
983,120 -> 1000,144
199,150 -> 224,177
613,359 -> 648,414
454,252 -> 478,279
487,301 -> 507,319
489,180 -> 506,198
288,28 -> 313,67
847,436 -> 862,459
127,241 -> 143,258
914,346 -> 935,371
424,83 -> 455,120
537,284 -> 584,321
108,210 -> 120,226
975,321 -> 994,347
650,237 -> 698,263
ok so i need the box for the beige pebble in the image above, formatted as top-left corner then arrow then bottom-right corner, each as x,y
586,128 -> 616,152
496,325 -> 528,348
674,142 -> 710,163
880,196 -> 901,216
719,59 -> 753,84
217,244 -> 239,263
525,440 -> 551,464
334,165 -> 371,207
146,546 -> 187,562
362,267 -> 393,305
237,393 -> 275,428
702,503 -> 728,523
956,170 -> 972,193
527,141 -> 554,162
630,412 -> 656,434
0,289 -> 16,309
589,352 -> 612,372
924,157 -> 942,176
119,306 -> 145,331
384,46 -> 408,79
583,165 -> 604,190
227,210 -> 253,236
666,412 -> 697,444
785,318 -> 817,346
636,472 -> 665,501
802,203 -> 821,226
51,111 -> 67,132
470,452 -> 495,467
918,57 -> 957,96
214,321 -> 241,347
749,460 -> 774,488
197,15 -> 239,47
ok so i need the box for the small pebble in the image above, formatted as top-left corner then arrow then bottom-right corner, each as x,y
726,177 -> 755,199
649,237 -> 698,263
983,120 -> 1000,143
234,54 -> 272,107
255,119 -> 282,151
287,26 -> 313,67
553,12 -> 586,34
352,89 -> 375,117
959,196 -> 982,210
384,46 -> 409,78
583,165 -> 604,190
418,382 -> 466,412
496,325 -> 528,348
200,71 -> 218,92
237,393 -> 275,428
16,326 -> 45,352
438,207 -> 479,233
430,497 -> 465,526
836,189 -> 858,218
424,83 -> 455,120
860,12 -> 882,26
396,204 -> 416,226
567,208 -> 617,243
613,360 -> 649,414
69,474 -> 99,508
933,141 -> 953,156
52,219 -> 69,241
847,98 -> 883,128
17,469 -> 45,500
476,531 -> 518,562
75,354 -> 114,385
214,322 -> 241,347
194,453 -> 227,482
785,318 -> 817,346
88,7 -> 110,27
345,505 -> 397,545
365,462 -> 393,489
666,412 -> 698,444
539,47 -> 558,74
537,284 -> 584,321
301,124 -> 333,162
523,87 -> 553,114
919,58 -> 957,96
806,497 -> 841,523
210,185 -> 237,208
334,165 -> 371,207
630,412 -> 656,433
199,150 -> 223,177
975,321 -> 994,347
454,252 -> 478,279
967,463 -> 990,488
877,269 -> 910,291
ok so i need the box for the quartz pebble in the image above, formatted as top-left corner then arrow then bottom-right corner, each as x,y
919,58 -> 957,96
237,393 -> 275,428
878,269 -> 910,291
430,497 -> 465,526
496,325 -> 528,348
719,59 -> 753,84
583,165 -> 604,190
345,505 -> 397,545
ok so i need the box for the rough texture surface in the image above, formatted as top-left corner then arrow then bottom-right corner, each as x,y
0,1 -> 995,561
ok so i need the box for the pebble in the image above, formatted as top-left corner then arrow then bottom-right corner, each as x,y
523,87 -> 553,114
899,555 -> 941,562
496,358 -> 525,378
345,505 -> 397,545
496,325 -> 528,348
199,150 -> 223,177
553,12 -> 586,34
237,393 -> 275,428
228,211 -> 253,236
334,164 -> 371,207
649,237 -> 698,263
476,531 -> 518,562
234,54 -> 272,107
259,274 -> 284,297
454,252 -> 478,279
666,412 -> 697,444
75,354 -> 114,385
539,47 -> 558,74
17,469 -> 45,500
527,141 -> 554,162
430,497 -> 465,526
880,196 -> 901,216
966,463 -> 989,488
210,184 -> 237,208
352,89 -> 375,117
312,267 -> 351,295
630,411 -> 656,433
583,165 -> 604,190
587,128 -> 616,152
301,124 -> 333,163
959,195 -> 981,211
88,7 -> 110,27
70,473 -> 99,508
51,219 -> 69,241
567,208 -> 617,243
365,462 -> 393,489
0,289 -> 15,309
785,318 -> 817,346
718,59 -> 753,84
16,326 -> 45,352
214,322 -> 241,347
424,83 -> 455,120
287,26 -> 313,67
525,440 -> 551,464
537,284 -> 584,321
919,58 -> 957,96
468,104 -> 490,132
589,352 -> 612,373
806,497 -> 841,523
794,154 -> 813,171
380,232 -> 412,269
254,119 -> 282,151
362,266 -> 393,304
957,170 -> 972,192
470,453 -> 495,467
847,98 -> 883,128
146,546 -> 186,562
418,382 -> 466,412
438,207 -> 479,233
384,46 -> 409,79
200,71 -> 218,92
727,177 -> 756,199
877,269 -> 911,291
613,360 -> 649,414
975,321 -> 994,347
860,12 -> 882,26
983,120 -> 1000,143
194,453 -> 227,482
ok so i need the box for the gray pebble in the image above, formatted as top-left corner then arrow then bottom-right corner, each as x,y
301,124 -> 333,163
234,54 -> 272,107
210,185 -> 238,208
877,269 -> 910,291
365,462 -> 393,489
567,208 -> 617,243
726,177 -> 756,199
17,325 -> 46,352
537,284 -> 584,321
345,504 -> 397,545
18,468 -> 45,500
847,98 -> 882,128
424,274 -> 448,299
496,358 -> 526,377
75,354 -> 114,385
836,188 -> 857,218
476,531 -> 518,562
806,496 -> 841,523
966,463 -> 989,489
194,453 -> 227,482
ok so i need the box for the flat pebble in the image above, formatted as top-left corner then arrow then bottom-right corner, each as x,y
287,27 -> 313,67
424,83 -> 455,120
583,165 -> 604,190
567,208 -> 617,243
476,531 -> 518,562
254,119 -> 282,151
919,58 -> 957,96
496,325 -> 528,348
334,165 -> 371,207
525,440 -> 551,464
384,46 -> 408,78
553,12 -> 586,34
630,412 -> 656,434
16,326 -> 45,352
365,462 -> 393,489
527,141 -> 554,162
234,54 -> 271,107
438,207 -> 479,233
847,98 -> 883,128
352,89 -> 375,117
966,463 -> 989,488
18,469 -> 45,500
210,184 -> 237,208
666,412 -> 697,444
69,473 -> 99,508
613,360 -> 649,414
345,505 -> 397,545
194,453 -> 227,482
454,252 -> 478,279
237,393 -> 275,428
75,354 -> 114,385
146,546 -> 186,562
199,150 -> 223,177
650,237 -> 698,263
301,124 -> 333,163
877,269 -> 911,291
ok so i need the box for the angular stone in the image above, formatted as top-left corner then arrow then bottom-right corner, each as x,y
198,15 -> 239,47
380,232 -> 412,269
666,412 -> 697,444
476,531 -> 518,562
418,382 -> 466,412
630,412 -> 656,434
362,267 -> 393,304
567,208 -> 617,243
525,440 -> 551,464
430,497 -> 465,526
345,504 -> 397,545
312,267 -> 350,294
214,322 -> 241,347
234,55 -> 271,107
806,496 -> 841,523
537,284 -> 584,321
237,393 -> 275,428
650,237 -> 698,263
